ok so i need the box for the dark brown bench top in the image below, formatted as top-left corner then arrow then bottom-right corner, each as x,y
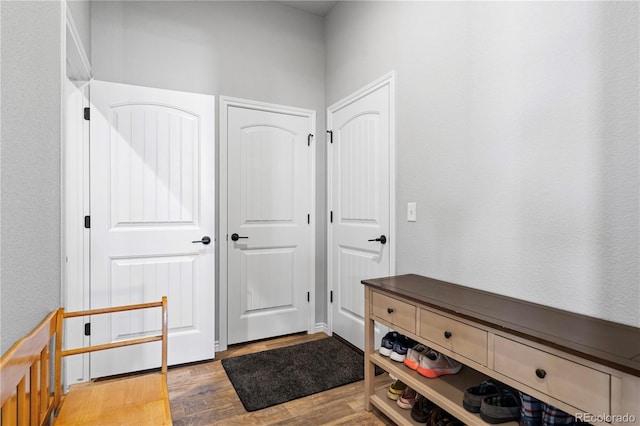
362,274 -> 640,377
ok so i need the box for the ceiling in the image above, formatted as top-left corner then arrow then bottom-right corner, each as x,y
276,1 -> 339,17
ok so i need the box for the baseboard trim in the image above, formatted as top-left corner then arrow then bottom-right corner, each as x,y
314,322 -> 329,335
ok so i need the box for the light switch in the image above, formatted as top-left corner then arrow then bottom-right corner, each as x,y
407,202 -> 416,222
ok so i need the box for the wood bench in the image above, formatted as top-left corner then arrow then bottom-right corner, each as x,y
0,297 -> 172,425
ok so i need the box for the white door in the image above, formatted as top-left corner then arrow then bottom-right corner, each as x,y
328,73 -> 395,350
225,100 -> 315,345
90,81 -> 215,378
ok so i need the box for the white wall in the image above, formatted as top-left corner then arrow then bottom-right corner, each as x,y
91,1 -> 328,326
326,1 -> 639,326
1,1 -> 63,354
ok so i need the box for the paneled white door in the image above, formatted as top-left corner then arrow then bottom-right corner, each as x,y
225,100 -> 314,345
90,81 -> 215,378
328,74 -> 395,350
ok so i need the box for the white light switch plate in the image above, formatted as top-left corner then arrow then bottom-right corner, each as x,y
407,202 -> 416,222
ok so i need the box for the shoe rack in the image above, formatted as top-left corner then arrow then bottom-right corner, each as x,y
362,274 -> 640,426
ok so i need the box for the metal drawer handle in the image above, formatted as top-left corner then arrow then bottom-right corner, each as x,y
444,331 -> 452,339
387,308 -> 394,314
535,368 -> 547,379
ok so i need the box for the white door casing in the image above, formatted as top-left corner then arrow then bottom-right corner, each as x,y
63,77 -> 90,386
328,72 -> 396,351
90,81 -> 215,378
220,97 -> 315,347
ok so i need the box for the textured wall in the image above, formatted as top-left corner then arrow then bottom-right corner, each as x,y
91,1 -> 328,326
325,1 -> 639,326
67,0 -> 91,61
1,1 -> 63,354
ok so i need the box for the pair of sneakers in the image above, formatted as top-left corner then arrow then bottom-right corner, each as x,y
379,331 -> 417,363
403,343 -> 463,378
387,380 -> 421,410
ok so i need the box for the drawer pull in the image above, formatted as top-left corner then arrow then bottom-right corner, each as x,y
387,308 -> 394,314
535,368 -> 547,379
444,331 -> 452,339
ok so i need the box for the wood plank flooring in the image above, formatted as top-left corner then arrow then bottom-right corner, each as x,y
168,333 -> 395,425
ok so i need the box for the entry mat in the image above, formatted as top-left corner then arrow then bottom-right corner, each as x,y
221,336 -> 384,412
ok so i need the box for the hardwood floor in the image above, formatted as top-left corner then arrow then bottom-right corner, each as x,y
167,333 -> 395,425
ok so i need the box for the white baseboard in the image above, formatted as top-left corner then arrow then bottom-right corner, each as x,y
314,322 -> 330,335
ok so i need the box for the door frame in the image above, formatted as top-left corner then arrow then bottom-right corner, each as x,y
326,71 -> 397,336
219,96 -> 316,352
62,0 -> 92,388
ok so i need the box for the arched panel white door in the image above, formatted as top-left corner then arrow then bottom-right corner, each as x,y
90,81 -> 215,378
328,74 -> 395,350
224,99 -> 315,345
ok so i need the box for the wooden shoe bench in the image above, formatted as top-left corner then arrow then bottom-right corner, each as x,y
363,274 -> 640,426
0,297 -> 172,425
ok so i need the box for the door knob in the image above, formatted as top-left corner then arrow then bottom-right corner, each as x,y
368,235 -> 387,244
192,236 -> 211,245
231,233 -> 248,242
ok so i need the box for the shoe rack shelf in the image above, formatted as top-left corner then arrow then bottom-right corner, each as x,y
362,274 -> 640,426
369,353 -> 517,425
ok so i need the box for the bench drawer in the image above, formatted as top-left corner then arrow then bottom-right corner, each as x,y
372,292 -> 416,333
419,308 -> 488,366
494,336 -> 610,415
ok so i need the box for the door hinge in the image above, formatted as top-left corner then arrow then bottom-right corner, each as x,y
330,211 -> 333,223
84,215 -> 90,229
307,213 -> 310,224
327,130 -> 333,144
307,292 -> 310,302
83,107 -> 90,121
330,291 -> 333,303
308,133 -> 313,146
84,323 -> 91,336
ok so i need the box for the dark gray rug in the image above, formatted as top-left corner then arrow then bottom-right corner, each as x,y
221,337 -> 383,412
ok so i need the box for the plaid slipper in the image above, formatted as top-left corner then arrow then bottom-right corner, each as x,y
519,391 -> 543,426
480,389 -> 521,424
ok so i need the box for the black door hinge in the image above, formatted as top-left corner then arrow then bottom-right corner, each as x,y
327,130 -> 333,143
307,292 -> 310,302
308,134 -> 313,146
84,323 -> 91,336
84,216 -> 90,229
330,291 -> 333,303
307,213 -> 310,224
330,211 -> 333,223
84,107 -> 90,121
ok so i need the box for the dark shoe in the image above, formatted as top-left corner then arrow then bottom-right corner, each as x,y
480,389 -> 521,424
425,407 -> 454,426
411,395 -> 436,423
463,380 -> 501,413
390,335 -> 417,362
379,331 -> 400,357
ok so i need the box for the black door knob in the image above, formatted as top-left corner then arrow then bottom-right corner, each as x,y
192,236 -> 211,245
231,233 -> 248,242
368,235 -> 387,244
